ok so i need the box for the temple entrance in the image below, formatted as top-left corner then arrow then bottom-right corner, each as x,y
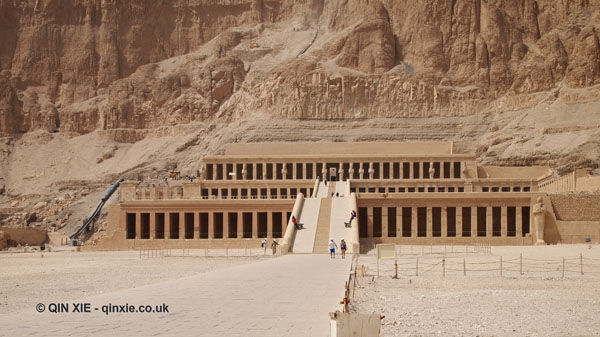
329,167 -> 337,181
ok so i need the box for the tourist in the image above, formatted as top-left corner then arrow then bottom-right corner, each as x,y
345,210 -> 357,227
292,216 -> 303,230
336,192 -> 339,197
340,238 -> 347,259
261,238 -> 267,249
329,239 -> 338,259
271,240 -> 279,255
331,192 -> 335,198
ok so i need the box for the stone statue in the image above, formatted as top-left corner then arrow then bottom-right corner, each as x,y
199,166 -> 206,180
533,197 -> 547,245
242,167 -> 247,180
368,163 -> 374,179
428,163 -> 435,178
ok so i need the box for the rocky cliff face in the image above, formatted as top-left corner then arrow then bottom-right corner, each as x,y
1,0 -> 600,134
1,0 -> 600,232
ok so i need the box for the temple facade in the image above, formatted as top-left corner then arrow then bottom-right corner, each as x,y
95,142 -> 598,251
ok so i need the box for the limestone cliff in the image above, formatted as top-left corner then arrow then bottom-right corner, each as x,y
1,0 -> 600,232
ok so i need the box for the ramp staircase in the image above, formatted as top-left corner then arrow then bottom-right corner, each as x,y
312,198 -> 332,253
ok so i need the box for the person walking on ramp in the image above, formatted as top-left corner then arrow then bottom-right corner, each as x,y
329,239 -> 338,259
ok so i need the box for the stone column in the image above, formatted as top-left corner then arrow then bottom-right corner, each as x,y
456,207 -> 463,237
450,163 -> 455,179
396,208 -> 402,237
382,207 -> 388,238
312,162 -> 317,180
368,163 -> 374,180
165,212 -> 171,240
440,162 -> 445,179
367,207 -> 374,237
426,207 -> 433,237
516,207 -> 523,237
267,211 -> 273,239
194,212 -> 200,239
533,197 -> 547,245
471,207 -> 477,237
149,212 -> 156,239
379,162 -> 384,179
411,207 -> 418,237
409,162 -> 414,179
222,163 -> 227,181
252,212 -> 258,238
208,211 -> 214,239
135,213 -> 141,239
292,162 -> 297,180
180,211 -> 185,239
441,207 -> 448,237
486,206 -> 493,237
501,206 -> 508,237
223,212 -> 230,239
302,163 -> 307,180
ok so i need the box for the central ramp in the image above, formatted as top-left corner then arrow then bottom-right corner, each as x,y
312,198 -> 332,253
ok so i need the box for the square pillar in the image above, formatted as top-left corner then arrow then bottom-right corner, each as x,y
222,163 -> 227,182
149,212 -> 156,239
409,162 -> 414,179
379,162 -> 384,180
450,163 -> 455,179
367,207 -> 374,237
456,207 -> 463,237
501,206 -> 508,237
194,212 -> 200,239
441,207 -> 448,238
180,211 -> 185,239
267,211 -> 273,239
486,206 -> 493,237
292,163 -> 297,180
223,212 -> 229,239
312,162 -> 317,180
237,211 -> 244,238
252,212 -> 258,238
411,206 -> 418,237
396,209 -> 402,237
426,207 -> 432,237
471,207 -> 477,237
208,211 -> 214,239
302,163 -> 307,180
516,206 -> 523,237
135,213 -> 141,239
382,207 -> 389,238
164,212 -> 171,240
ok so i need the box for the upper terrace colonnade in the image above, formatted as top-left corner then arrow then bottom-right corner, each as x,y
202,142 -> 469,181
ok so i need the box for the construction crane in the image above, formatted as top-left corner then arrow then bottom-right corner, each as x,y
70,178 -> 124,240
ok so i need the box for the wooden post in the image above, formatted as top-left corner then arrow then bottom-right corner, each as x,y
416,256 -> 419,276
463,258 -> 466,276
520,254 -> 523,275
562,257 -> 565,278
581,253 -> 584,276
442,257 -> 446,278
393,259 -> 398,279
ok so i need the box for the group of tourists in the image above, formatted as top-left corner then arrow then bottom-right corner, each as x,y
261,238 -> 278,255
328,238 -> 347,259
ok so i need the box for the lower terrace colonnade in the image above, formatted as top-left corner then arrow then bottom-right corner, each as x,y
357,205 -> 531,239
124,210 -> 293,241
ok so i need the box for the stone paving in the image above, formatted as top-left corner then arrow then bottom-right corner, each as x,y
0,254 -> 351,337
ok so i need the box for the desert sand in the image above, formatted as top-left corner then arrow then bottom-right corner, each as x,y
352,244 -> 600,337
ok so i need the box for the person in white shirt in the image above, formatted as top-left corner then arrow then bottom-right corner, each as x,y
329,239 -> 338,259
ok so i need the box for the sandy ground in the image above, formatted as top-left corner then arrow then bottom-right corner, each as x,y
352,244 -> 600,337
0,249 -> 267,315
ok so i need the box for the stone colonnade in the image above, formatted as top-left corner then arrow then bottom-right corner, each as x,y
358,205 -> 531,238
205,160 -> 465,181
123,209 -> 292,241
